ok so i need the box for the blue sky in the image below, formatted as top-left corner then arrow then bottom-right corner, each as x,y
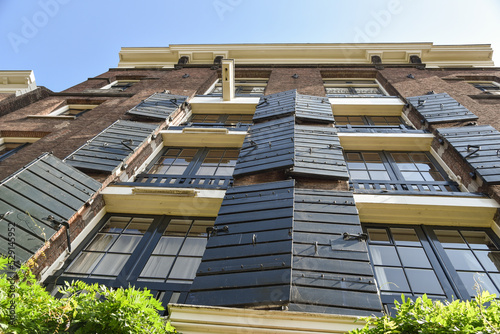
1,0 -> 499,92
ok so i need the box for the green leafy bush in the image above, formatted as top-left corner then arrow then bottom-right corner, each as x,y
0,257 -> 177,333
350,292 -> 500,334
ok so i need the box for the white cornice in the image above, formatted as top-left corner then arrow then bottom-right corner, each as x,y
118,43 -> 494,68
0,70 -> 37,95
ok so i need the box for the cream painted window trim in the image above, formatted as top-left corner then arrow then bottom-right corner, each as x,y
323,78 -> 390,96
188,96 -> 259,113
329,97 -> 405,116
40,207 -> 107,283
27,104 -> 98,119
338,132 -> 434,151
429,148 -> 470,192
467,80 -> 500,95
160,128 -> 246,148
101,186 -> 225,217
100,79 -> 141,90
353,193 -> 500,227
168,303 -> 365,334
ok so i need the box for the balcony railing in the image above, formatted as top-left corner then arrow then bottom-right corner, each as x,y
169,122 -> 251,131
336,125 -> 425,134
117,174 -> 233,189
350,179 -> 469,195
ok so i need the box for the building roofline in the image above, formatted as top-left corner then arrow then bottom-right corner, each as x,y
118,43 -> 494,68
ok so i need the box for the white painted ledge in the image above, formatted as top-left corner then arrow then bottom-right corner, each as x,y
168,303 -> 365,334
354,194 -> 500,227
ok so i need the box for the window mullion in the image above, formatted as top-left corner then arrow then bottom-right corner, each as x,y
117,216 -> 164,281
421,226 -> 470,300
381,152 -> 401,181
183,148 -> 207,176
365,116 -> 375,126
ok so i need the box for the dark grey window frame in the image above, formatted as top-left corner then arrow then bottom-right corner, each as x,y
120,147 -> 238,189
206,78 -> 268,97
345,151 -> 460,193
186,114 -> 253,127
335,115 -> 406,126
45,213 -> 214,313
363,224 -> 500,313
0,142 -> 30,162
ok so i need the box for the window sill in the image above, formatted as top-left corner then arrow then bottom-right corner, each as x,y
353,193 -> 499,227
27,115 -> 76,119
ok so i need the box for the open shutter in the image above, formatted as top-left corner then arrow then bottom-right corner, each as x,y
253,90 -> 334,123
65,120 -> 158,173
437,125 -> 500,184
233,116 -> 295,177
187,182 -> 382,315
0,153 -> 101,264
291,189 -> 382,316
407,93 -> 477,124
186,180 -> 294,307
127,92 -> 188,120
291,125 -> 348,179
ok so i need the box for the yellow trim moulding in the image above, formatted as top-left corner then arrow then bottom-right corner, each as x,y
168,303 -> 365,334
338,133 -> 434,151
189,96 -> 259,113
101,186 -> 225,217
161,129 -> 246,148
354,194 -> 500,227
330,97 -> 405,115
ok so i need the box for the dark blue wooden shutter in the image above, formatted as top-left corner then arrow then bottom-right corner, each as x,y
291,125 -> 348,179
233,119 -> 347,179
291,189 -> 382,316
233,116 -> 295,177
65,120 -> 158,173
127,92 -> 188,120
186,180 -> 294,307
253,90 -> 334,123
0,153 -> 101,264
407,93 -> 478,124
186,182 -> 382,315
437,125 -> 500,184
295,93 -> 334,123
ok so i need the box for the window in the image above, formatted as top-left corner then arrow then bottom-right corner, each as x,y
148,147 -> 239,177
48,214 -> 214,306
364,225 -> 500,310
0,142 -> 29,161
323,79 -> 386,97
345,151 -> 458,192
469,81 -> 500,95
335,116 -> 405,126
188,114 -> 253,125
102,80 -> 139,91
48,104 -> 97,118
207,78 -> 267,96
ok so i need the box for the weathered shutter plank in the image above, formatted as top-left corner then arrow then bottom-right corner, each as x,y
253,89 -> 334,123
438,125 -> 500,184
0,153 -> 100,264
127,92 -> 188,120
407,93 -> 478,124
65,120 -> 158,174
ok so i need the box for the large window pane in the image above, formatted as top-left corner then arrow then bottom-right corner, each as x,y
374,267 -> 410,292
458,272 -> 499,297
140,256 -> 175,278
398,247 -> 431,268
92,254 -> 129,276
406,269 -> 444,294
66,252 -> 103,274
370,245 -> 400,266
